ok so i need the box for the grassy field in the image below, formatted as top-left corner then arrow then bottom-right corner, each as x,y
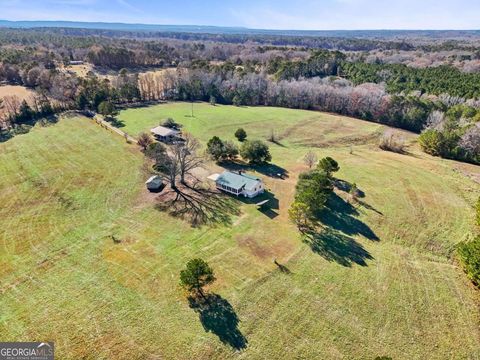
0,103 -> 479,359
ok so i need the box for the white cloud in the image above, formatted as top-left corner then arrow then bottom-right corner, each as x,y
230,0 -> 480,30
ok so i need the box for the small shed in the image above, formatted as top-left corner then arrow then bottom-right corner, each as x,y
150,126 -> 181,143
146,175 -> 164,192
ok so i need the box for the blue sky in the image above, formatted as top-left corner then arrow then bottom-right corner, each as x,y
0,0 -> 479,30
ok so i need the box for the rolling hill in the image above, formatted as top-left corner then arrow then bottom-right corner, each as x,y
0,104 -> 479,359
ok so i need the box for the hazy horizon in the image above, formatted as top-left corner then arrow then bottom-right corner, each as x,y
0,0 -> 479,31
1,19 -> 479,32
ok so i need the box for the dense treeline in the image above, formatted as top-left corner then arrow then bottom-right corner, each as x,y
261,53 -> 480,99
267,50 -> 346,80
0,27 -> 418,51
341,62 -> 480,99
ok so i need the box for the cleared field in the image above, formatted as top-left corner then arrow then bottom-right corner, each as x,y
0,104 -> 479,359
0,85 -> 35,117
0,85 -> 34,100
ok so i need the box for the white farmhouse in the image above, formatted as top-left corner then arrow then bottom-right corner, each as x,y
213,171 -> 265,198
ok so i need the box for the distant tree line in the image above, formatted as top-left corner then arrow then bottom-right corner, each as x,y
0,29 -> 479,164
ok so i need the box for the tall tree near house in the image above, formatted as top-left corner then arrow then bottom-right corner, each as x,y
146,142 -> 179,189
206,136 -> 226,161
240,140 -> 272,164
173,133 -> 204,184
161,154 -> 180,189
180,258 -> 216,298
161,152 -> 180,189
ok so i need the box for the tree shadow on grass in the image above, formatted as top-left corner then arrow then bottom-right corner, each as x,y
301,192 -> 378,267
221,161 -> 289,179
154,184 -> 241,227
188,293 -> 248,351
334,179 -> 383,215
236,190 -> 280,219
334,179 -> 365,198
106,116 -> 125,128
320,193 -> 379,241
303,228 -> 374,267
274,259 -> 292,274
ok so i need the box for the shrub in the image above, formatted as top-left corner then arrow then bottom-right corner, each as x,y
162,117 -> 181,129
235,128 -> 247,142
419,129 -> 443,156
240,140 -> 272,164
137,132 -> 153,151
457,236 -> 480,286
379,130 -> 407,154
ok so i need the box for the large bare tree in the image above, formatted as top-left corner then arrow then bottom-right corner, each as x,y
172,133 -> 204,185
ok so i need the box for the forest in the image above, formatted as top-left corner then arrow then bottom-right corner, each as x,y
0,27 -> 479,164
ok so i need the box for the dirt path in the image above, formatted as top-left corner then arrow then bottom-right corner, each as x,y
94,115 -> 138,144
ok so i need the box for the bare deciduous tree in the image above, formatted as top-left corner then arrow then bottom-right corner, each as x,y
173,133 -> 204,184
304,151 -> 318,169
137,132 -> 153,151
426,110 -> 446,130
3,95 -> 21,122
460,123 -> 480,156
379,129 -> 407,153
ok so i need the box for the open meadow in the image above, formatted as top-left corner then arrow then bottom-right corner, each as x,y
0,103 -> 479,359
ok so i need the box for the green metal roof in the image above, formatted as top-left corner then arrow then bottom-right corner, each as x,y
216,171 -> 261,191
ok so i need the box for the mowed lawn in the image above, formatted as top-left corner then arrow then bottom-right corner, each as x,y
0,104 -> 479,359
